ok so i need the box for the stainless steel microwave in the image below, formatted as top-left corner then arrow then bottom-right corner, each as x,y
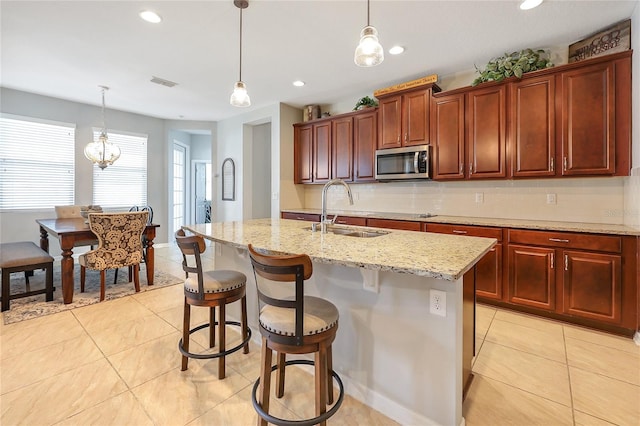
375,145 -> 430,180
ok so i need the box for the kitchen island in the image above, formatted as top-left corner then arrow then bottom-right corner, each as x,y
184,218 -> 496,426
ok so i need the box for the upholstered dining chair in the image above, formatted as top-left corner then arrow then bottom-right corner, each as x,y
113,205 -> 153,284
78,211 -> 148,301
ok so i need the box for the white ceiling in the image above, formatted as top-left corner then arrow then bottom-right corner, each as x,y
1,1 -> 636,121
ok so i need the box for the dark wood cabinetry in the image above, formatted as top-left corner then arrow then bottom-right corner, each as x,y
281,212 -> 321,222
430,51 -> 632,181
367,218 -> 422,231
467,85 -> 507,179
294,109 -> 377,184
331,116 -> 353,181
377,85 -> 440,149
426,223 -> 504,301
510,75 -> 556,177
353,111 -> 377,182
508,244 -> 556,310
333,215 -> 367,226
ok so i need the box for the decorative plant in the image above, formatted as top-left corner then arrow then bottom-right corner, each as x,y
353,95 -> 378,110
472,48 -> 554,86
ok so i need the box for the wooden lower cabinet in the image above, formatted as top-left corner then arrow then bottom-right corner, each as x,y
563,250 -> 622,324
281,212 -> 321,222
508,244 -> 556,310
333,215 -> 367,226
366,218 -> 422,231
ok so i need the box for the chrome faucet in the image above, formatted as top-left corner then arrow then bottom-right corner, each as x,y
320,178 -> 354,233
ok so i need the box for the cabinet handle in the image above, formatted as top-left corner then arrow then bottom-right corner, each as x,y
397,135 -> 400,144
459,163 -> 464,174
549,238 -> 570,243
550,157 -> 554,172
404,132 -> 408,142
452,230 -> 467,234
469,163 -> 473,175
296,216 -> 304,220
550,253 -> 554,269
563,157 -> 568,172
564,254 -> 569,271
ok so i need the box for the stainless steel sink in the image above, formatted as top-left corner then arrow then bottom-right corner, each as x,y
305,225 -> 389,238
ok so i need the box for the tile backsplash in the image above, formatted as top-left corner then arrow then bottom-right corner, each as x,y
304,177 -> 630,225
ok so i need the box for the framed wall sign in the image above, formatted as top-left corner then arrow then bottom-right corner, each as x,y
221,158 -> 235,201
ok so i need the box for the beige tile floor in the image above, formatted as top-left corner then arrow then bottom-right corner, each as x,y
1,244 -> 639,425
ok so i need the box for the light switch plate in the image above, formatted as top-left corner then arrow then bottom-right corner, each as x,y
546,193 -> 557,204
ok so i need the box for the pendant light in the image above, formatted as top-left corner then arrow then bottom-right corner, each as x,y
230,0 -> 251,107
84,86 -> 121,170
354,0 -> 384,67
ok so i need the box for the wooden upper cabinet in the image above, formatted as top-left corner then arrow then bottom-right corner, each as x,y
313,122 -> 332,182
403,89 -> 431,146
378,95 -> 403,149
294,124 -> 313,183
510,75 -> 556,177
353,110 -> 377,182
467,84 -> 507,179
431,93 -> 465,180
377,85 -> 438,149
332,116 -> 353,181
560,61 -> 615,175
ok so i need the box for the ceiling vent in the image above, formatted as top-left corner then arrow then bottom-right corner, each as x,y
150,76 -> 178,87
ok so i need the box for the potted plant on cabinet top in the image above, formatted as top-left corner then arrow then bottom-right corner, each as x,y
353,96 -> 378,110
472,48 -> 554,86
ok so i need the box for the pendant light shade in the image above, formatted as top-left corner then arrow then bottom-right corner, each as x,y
84,86 -> 120,170
354,0 -> 384,67
230,0 -> 251,107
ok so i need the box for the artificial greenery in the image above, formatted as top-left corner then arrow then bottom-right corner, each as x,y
353,95 -> 378,110
472,49 -> 554,86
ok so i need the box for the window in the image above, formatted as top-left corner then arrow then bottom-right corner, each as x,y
0,114 -> 75,210
92,130 -> 147,208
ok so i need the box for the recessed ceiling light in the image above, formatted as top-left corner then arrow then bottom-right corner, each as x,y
293,80 -> 305,87
389,45 -> 405,55
520,0 -> 543,10
139,10 -> 162,23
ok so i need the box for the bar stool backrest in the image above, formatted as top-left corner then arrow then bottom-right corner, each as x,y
175,229 -> 208,300
248,244 -> 313,346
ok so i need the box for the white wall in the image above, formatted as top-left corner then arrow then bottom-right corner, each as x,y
623,2 -> 640,230
251,123 -> 272,219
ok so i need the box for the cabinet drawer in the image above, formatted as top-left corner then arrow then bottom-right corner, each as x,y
367,218 -> 422,231
281,212 -> 321,222
508,229 -> 621,253
333,216 -> 367,226
426,223 -> 502,241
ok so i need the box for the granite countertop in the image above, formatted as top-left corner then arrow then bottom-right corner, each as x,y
281,209 -> 640,236
184,218 -> 496,282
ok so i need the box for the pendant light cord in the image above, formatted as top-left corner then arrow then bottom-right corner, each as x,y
101,87 -> 106,133
367,0 -> 370,26
239,6 -> 243,81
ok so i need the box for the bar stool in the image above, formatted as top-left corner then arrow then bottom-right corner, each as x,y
248,244 -> 344,426
175,229 -> 251,379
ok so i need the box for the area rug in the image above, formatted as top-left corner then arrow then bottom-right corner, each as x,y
2,265 -> 182,324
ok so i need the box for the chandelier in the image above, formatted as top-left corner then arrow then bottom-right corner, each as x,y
84,86 -> 121,170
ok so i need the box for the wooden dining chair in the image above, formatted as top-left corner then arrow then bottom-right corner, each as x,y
113,205 -> 153,284
78,211 -> 148,301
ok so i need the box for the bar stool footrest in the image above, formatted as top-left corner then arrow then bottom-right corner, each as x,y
178,320 -> 252,360
251,359 -> 345,426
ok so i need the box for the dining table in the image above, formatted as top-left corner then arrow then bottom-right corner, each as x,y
36,218 -> 160,304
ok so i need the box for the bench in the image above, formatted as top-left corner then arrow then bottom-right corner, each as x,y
0,242 -> 54,311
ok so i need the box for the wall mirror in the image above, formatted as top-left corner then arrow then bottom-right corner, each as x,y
221,158 -> 235,201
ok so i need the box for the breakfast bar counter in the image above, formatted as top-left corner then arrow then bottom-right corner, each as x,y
185,218 -> 496,426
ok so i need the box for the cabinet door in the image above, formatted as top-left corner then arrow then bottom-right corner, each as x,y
281,212 -> 321,222
563,250 -> 622,324
353,111 -> 377,182
431,93 -> 465,180
508,244 -> 555,310
476,244 -> 503,301
313,122 -> 331,183
294,124 -> 313,183
367,218 -> 422,231
403,89 -> 430,146
467,85 -> 507,178
510,76 -> 556,177
332,116 -> 353,181
560,62 -> 615,175
378,96 -> 402,149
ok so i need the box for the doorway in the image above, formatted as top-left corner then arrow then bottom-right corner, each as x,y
172,142 -> 188,237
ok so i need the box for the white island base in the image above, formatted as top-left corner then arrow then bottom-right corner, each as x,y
214,243 -> 473,426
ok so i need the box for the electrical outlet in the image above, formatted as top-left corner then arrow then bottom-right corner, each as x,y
546,193 -> 557,204
475,192 -> 484,203
429,289 -> 446,317
272,192 -> 279,200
